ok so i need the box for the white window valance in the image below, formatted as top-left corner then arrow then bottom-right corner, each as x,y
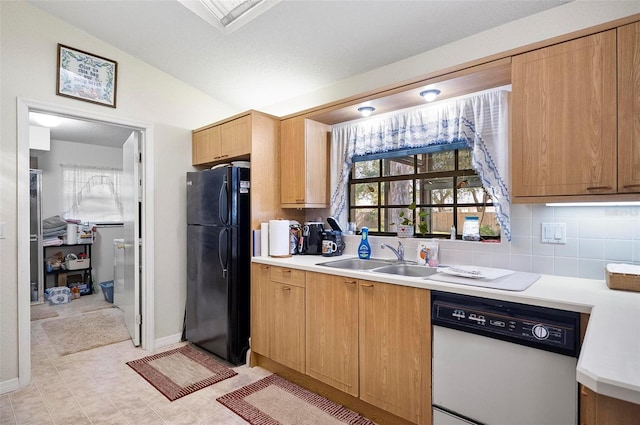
330,89 -> 511,240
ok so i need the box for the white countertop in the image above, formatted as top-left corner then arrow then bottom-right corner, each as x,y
252,254 -> 640,405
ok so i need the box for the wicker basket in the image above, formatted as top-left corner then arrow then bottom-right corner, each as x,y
605,268 -> 640,292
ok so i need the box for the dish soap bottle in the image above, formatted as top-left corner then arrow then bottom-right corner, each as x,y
358,227 -> 371,259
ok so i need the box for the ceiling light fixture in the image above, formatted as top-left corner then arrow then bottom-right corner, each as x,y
30,112 -> 62,128
357,106 -> 375,117
420,89 -> 441,102
177,0 -> 281,34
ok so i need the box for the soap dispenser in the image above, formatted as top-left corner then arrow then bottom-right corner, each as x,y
358,227 -> 371,259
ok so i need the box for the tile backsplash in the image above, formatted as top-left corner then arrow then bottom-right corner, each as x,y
342,204 -> 640,281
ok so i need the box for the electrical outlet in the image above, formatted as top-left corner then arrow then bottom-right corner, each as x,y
541,223 -> 566,244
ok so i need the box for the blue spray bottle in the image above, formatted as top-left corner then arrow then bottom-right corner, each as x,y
358,227 -> 371,259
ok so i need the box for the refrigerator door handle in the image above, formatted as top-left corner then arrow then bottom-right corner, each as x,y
219,228 -> 228,278
219,176 -> 229,225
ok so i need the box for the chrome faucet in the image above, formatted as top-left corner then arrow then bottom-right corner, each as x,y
381,242 -> 404,262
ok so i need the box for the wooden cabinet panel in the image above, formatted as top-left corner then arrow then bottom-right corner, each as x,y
270,266 -> 305,287
250,263 -> 272,357
280,117 -> 330,208
580,385 -> 640,425
512,30 -> 618,198
305,272 -> 359,396
359,280 -> 431,425
273,281 -> 305,372
618,21 -> 640,193
220,114 -> 251,159
192,126 -> 221,165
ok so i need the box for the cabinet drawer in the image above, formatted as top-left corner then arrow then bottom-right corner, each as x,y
270,267 -> 305,287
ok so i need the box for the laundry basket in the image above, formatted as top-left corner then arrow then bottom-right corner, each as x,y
99,281 -> 114,303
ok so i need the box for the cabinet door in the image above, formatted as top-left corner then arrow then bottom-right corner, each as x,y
272,281 -> 305,372
618,21 -> 640,193
359,280 -> 431,425
280,117 -> 329,208
580,384 -> 640,425
220,115 -> 251,159
250,263 -> 272,357
192,126 -> 221,165
305,272 -> 359,396
511,30 -> 617,198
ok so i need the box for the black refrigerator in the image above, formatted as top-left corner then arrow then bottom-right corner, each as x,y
186,166 -> 251,365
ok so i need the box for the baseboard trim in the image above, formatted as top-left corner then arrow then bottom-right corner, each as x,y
154,333 -> 183,349
0,378 -> 20,395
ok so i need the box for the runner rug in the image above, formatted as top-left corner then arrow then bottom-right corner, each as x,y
126,345 -> 237,401
41,307 -> 129,355
217,374 -> 375,425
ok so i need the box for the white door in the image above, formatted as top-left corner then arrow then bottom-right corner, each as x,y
116,131 -> 141,346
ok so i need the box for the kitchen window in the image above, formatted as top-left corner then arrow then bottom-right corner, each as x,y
348,147 -> 500,239
331,89 -> 511,240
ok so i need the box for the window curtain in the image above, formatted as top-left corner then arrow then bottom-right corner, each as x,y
61,164 -> 123,223
330,89 -> 511,241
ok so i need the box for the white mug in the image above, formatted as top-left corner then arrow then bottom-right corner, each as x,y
322,240 -> 338,254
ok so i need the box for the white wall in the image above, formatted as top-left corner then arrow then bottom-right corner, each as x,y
0,1 -> 236,387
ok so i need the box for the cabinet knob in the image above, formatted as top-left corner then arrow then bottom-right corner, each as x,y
281,286 -> 291,291
586,186 -> 612,191
283,269 -> 292,274
623,184 -> 640,189
360,283 -> 374,288
344,280 -> 357,285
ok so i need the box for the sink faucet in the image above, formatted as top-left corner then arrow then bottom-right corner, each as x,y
381,242 -> 404,262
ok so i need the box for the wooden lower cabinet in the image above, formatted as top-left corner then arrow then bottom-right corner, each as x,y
250,264 -> 305,372
580,385 -> 640,425
359,280 -> 431,425
305,272 -> 359,396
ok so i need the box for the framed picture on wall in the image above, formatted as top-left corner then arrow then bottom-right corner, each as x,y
56,44 -> 118,108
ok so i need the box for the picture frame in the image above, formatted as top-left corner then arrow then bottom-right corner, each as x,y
56,44 -> 118,108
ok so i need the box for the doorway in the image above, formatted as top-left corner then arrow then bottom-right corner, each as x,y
16,97 -> 155,387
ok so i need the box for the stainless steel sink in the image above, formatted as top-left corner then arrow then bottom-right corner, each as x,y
371,264 -> 438,278
318,258 -> 393,270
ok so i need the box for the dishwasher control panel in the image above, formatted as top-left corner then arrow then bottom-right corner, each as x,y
432,292 -> 580,357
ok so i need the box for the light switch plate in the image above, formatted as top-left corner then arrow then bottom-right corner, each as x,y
541,222 -> 566,244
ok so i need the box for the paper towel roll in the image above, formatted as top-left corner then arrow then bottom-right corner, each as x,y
269,219 -> 290,257
260,222 -> 269,257
66,223 -> 78,245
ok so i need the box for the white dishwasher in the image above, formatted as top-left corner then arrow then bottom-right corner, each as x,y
431,291 -> 580,425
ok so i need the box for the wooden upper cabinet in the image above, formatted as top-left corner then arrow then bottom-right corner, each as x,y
192,113 -> 253,165
280,117 -> 330,208
511,30 -> 618,199
305,272 -> 359,397
359,280 -> 431,425
618,21 -> 640,193
192,125 -> 221,165
220,114 -> 251,159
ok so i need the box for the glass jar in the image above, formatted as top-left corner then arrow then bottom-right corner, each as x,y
462,216 -> 480,241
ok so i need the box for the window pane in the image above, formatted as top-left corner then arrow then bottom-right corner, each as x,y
383,156 -> 414,176
418,150 -> 454,172
431,206 -> 454,235
351,183 -> 378,206
353,208 -> 379,232
415,207 -> 431,234
418,177 -> 454,204
382,180 -> 413,206
387,207 -> 410,233
458,149 -> 473,170
456,176 -> 489,204
353,160 -> 379,178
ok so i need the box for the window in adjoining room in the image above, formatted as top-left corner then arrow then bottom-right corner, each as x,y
61,164 -> 123,223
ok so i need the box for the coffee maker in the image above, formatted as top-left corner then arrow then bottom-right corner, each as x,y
320,230 -> 344,256
299,222 -> 324,255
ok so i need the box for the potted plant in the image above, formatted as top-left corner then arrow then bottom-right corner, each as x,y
395,202 -> 429,237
